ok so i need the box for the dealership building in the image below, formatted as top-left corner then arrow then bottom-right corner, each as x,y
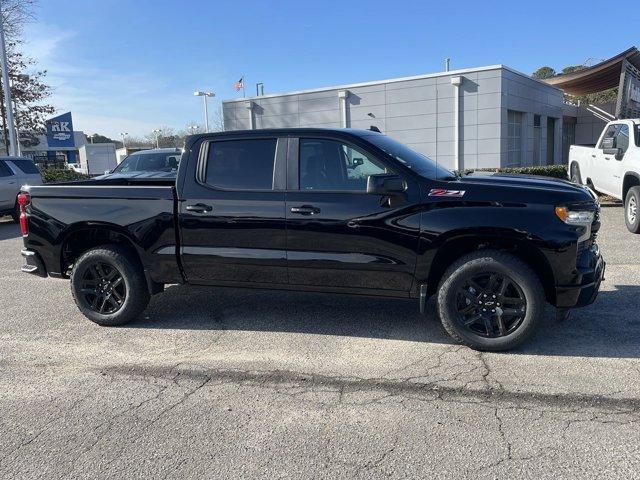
222,47 -> 640,170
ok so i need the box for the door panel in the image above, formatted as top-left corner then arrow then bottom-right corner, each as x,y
286,192 -> 421,291
286,137 -> 421,292
0,161 -> 16,209
178,137 -> 288,284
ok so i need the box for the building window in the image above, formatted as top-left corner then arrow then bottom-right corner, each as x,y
507,110 -> 523,166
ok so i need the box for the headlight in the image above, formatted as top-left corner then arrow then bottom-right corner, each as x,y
555,206 -> 594,225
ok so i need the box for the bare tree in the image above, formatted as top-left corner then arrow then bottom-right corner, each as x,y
0,1 -> 54,154
210,104 -> 224,132
0,0 -> 37,40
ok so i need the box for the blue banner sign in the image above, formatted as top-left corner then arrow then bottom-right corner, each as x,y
45,112 -> 75,148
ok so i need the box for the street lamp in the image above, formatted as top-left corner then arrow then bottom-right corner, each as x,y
153,129 -> 161,148
188,124 -> 199,135
120,132 -> 129,148
194,91 -> 215,133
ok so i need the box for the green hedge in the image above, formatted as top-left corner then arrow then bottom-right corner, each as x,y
42,169 -> 90,183
470,164 -> 568,180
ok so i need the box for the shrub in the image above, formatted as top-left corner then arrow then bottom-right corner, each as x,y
42,169 -> 90,183
469,165 -> 568,180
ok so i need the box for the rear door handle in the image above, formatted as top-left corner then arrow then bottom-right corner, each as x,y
290,205 -> 320,215
185,203 -> 213,213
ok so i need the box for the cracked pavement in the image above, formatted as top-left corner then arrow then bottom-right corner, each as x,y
0,207 -> 639,479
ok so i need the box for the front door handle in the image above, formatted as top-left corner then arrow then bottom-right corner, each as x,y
290,205 -> 320,215
185,203 -> 213,213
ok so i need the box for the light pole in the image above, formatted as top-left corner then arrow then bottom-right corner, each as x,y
120,132 -> 129,148
153,129 -> 161,148
0,5 -> 18,156
194,91 -> 214,133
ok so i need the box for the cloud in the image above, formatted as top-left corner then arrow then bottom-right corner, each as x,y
21,22 -> 196,138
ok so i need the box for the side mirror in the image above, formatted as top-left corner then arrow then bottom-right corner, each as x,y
366,174 -> 405,195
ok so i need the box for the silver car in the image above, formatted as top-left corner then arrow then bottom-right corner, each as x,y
0,157 -> 43,221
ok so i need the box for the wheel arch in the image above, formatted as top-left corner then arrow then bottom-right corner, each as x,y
623,172 -> 640,201
59,222 -> 144,276
425,233 -> 556,304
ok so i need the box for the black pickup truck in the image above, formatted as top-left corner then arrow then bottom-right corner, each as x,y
19,128 -> 604,350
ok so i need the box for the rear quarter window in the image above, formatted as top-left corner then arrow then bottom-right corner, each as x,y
8,159 -> 40,175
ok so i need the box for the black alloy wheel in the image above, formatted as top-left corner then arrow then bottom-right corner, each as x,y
80,261 -> 127,314
455,272 -> 526,338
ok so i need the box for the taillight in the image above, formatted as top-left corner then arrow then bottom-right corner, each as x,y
17,192 -> 30,236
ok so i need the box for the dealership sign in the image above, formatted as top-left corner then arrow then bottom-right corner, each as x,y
45,112 -> 75,148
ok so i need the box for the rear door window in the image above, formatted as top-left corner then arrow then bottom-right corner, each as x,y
8,159 -> 40,175
0,161 -> 14,177
204,138 -> 277,190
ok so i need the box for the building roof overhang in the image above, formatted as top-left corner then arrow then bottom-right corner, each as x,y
543,47 -> 640,96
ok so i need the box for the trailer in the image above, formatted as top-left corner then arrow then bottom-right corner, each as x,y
78,143 -> 117,176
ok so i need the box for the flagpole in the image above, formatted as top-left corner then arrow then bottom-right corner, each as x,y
242,75 -> 245,98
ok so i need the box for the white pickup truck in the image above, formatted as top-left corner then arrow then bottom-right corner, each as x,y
568,119 -> 640,233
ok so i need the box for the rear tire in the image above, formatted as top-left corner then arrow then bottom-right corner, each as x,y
437,250 -> 545,351
70,245 -> 150,326
10,202 -> 19,223
570,163 -> 582,185
625,186 -> 640,234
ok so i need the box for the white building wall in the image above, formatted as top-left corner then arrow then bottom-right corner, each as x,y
223,66 -> 565,170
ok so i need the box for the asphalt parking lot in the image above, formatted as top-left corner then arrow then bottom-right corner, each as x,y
0,207 -> 639,479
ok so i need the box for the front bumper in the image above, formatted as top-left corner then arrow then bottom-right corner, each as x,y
21,249 -> 47,277
555,246 -> 605,308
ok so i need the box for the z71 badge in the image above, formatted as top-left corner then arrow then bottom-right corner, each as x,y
428,189 -> 466,197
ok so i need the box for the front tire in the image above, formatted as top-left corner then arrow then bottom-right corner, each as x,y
625,186 -> 640,234
70,245 -> 150,326
437,250 -> 545,351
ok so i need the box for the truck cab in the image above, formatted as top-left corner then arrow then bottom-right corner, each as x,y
569,119 -> 640,232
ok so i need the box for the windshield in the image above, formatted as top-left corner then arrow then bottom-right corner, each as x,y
364,134 -> 456,180
113,151 -> 181,173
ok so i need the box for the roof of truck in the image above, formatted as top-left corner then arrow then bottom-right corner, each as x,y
187,128 -> 383,140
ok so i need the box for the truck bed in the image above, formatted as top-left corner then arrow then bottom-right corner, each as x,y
23,181 -> 181,284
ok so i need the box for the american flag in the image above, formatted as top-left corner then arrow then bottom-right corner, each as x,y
234,76 -> 244,91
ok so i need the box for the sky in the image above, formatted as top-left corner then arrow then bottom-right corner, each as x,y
21,0 -> 640,139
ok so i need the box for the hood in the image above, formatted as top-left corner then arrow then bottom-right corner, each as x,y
448,172 -> 596,205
